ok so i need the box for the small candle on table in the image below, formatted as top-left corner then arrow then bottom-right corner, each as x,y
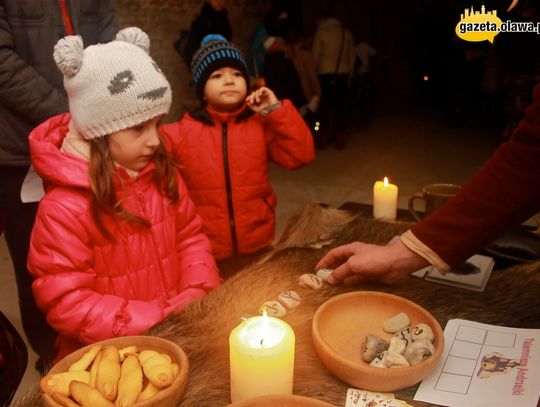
373,176 -> 398,220
229,312 -> 295,402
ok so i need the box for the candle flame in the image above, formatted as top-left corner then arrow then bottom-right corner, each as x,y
383,177 -> 389,186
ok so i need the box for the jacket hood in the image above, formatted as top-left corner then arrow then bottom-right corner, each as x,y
29,113 -> 93,190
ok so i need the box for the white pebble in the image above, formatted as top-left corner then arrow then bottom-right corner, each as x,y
369,351 -> 387,368
278,290 -> 301,309
260,301 -> 287,318
412,323 -> 434,342
316,268 -> 333,282
383,312 -> 410,333
392,326 -> 412,348
384,351 -> 410,368
362,335 -> 388,362
298,273 -> 323,289
388,336 -> 407,355
404,339 -> 434,366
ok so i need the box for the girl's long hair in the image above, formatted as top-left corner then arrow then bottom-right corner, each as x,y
88,136 -> 179,240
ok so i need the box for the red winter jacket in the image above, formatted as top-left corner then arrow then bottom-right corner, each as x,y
27,114 -> 221,359
162,101 -> 314,260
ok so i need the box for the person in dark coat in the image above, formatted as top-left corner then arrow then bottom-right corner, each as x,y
183,0 -> 232,65
0,0 -> 118,373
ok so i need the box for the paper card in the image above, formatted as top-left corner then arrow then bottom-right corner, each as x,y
414,319 -> 540,407
345,388 -> 394,407
424,254 -> 495,292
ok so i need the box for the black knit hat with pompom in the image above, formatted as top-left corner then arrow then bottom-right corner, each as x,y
190,34 -> 249,100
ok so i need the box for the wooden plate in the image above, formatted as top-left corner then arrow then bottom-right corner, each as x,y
312,291 -> 444,392
41,335 -> 188,407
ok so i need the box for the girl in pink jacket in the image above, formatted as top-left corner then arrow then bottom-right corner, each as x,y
27,28 -> 221,361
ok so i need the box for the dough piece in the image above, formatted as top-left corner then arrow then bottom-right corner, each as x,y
382,312 -> 410,333
260,301 -> 287,318
278,290 -> 301,309
298,273 -> 323,289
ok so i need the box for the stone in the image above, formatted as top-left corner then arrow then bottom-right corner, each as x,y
278,290 -> 301,309
315,268 -> 333,282
361,334 -> 388,362
260,300 -> 287,318
369,351 -> 387,368
411,323 -> 434,342
298,273 -> 323,289
404,339 -> 434,366
382,312 -> 410,333
384,351 -> 410,368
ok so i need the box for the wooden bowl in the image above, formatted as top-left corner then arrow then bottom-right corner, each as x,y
41,335 -> 188,407
228,394 -> 335,406
312,291 -> 444,392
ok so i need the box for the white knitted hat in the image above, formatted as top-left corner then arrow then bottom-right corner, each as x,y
53,27 -> 172,140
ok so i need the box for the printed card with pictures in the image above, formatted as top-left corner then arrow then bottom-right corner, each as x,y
345,388 -> 413,407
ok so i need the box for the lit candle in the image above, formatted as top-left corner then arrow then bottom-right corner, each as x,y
229,312 -> 295,402
373,177 -> 398,220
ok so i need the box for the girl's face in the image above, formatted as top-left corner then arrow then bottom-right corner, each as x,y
108,115 -> 163,171
203,67 -> 247,112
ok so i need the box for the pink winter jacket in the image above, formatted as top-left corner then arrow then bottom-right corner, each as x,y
27,114 -> 221,359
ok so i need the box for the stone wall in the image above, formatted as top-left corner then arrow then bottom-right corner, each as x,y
115,0 -> 271,121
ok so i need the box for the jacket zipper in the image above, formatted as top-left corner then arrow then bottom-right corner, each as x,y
221,122 -> 238,254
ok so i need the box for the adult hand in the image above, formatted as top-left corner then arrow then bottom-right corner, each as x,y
245,86 -> 279,113
315,240 -> 429,285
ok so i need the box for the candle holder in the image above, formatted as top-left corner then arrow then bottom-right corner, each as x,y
229,315 -> 295,403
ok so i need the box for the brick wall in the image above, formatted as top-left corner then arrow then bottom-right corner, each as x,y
115,0 -> 270,121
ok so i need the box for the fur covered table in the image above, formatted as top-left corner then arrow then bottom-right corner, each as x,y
17,204 -> 540,407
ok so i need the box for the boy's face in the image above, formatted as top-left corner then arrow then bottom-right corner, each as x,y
204,67 -> 247,113
108,115 -> 163,171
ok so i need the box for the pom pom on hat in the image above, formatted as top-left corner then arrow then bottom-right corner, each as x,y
53,35 -> 84,77
190,34 -> 249,100
201,34 -> 227,45
54,27 -> 172,140
115,26 -> 150,53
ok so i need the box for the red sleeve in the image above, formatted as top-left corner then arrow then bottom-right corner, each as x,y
411,82 -> 540,266
264,99 -> 315,169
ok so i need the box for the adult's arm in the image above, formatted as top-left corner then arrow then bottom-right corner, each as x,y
408,81 -> 540,267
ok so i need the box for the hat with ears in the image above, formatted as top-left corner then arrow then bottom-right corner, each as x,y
53,27 -> 172,140
190,34 -> 249,100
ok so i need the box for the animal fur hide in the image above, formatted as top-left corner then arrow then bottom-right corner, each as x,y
14,204 -> 540,407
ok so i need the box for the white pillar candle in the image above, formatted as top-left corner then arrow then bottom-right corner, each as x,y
229,314 -> 295,402
373,177 -> 398,220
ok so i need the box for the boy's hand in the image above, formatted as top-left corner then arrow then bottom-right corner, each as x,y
246,86 -> 279,113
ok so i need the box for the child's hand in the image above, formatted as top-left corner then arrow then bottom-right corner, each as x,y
246,87 -> 279,113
